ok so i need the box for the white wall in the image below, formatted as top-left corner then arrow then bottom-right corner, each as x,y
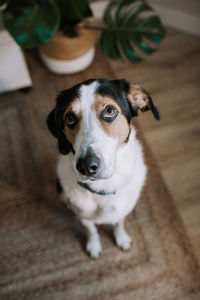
91,0 -> 200,36
149,0 -> 200,19
148,0 -> 200,36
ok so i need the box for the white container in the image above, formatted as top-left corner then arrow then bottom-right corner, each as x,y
39,47 -> 95,75
39,29 -> 96,75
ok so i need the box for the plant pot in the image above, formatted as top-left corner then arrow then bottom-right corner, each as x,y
39,28 -> 96,74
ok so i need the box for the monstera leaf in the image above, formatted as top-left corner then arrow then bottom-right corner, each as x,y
2,0 -> 60,48
100,0 -> 165,62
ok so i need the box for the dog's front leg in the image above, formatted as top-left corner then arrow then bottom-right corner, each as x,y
81,219 -> 102,258
113,218 -> 132,250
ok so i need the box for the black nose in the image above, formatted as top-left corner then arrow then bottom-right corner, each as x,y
76,156 -> 100,176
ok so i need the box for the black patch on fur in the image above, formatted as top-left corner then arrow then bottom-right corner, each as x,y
77,181 -> 116,196
127,102 -> 138,118
56,178 -> 63,194
95,79 -> 132,123
47,86 -> 79,155
47,108 -> 72,155
124,129 -> 131,143
144,91 -> 160,120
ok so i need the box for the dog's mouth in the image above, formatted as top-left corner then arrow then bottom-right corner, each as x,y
76,173 -> 111,183
78,177 -> 97,183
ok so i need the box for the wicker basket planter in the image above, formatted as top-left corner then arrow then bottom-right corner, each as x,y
39,28 -> 96,74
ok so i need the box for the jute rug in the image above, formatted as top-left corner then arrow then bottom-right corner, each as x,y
0,49 -> 199,300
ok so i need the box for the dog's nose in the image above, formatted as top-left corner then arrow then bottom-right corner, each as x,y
76,156 -> 100,176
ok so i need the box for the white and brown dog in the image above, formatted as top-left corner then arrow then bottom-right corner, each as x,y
47,79 -> 160,258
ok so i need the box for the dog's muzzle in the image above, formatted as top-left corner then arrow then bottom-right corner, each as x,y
76,155 -> 101,177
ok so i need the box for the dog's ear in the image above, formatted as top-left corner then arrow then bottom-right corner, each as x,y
111,79 -> 160,121
47,108 -> 72,155
127,83 -> 160,120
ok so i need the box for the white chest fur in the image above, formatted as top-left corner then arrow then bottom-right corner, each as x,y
57,128 -> 147,225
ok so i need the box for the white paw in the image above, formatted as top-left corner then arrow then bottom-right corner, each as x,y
86,238 -> 102,259
116,231 -> 132,250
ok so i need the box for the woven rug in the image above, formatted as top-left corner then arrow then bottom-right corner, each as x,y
0,50 -> 199,300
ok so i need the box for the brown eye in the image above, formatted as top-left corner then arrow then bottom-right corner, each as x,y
105,105 -> 117,117
65,113 -> 77,127
101,105 -> 118,122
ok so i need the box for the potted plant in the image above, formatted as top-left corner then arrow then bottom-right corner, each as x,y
0,0 -> 165,74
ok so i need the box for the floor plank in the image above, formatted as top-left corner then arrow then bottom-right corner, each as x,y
109,28 -> 200,262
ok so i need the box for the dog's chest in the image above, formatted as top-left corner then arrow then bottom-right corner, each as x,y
92,195 -> 134,224
68,183 -> 139,224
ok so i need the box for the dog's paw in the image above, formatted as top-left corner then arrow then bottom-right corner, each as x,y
116,231 -> 132,250
86,238 -> 102,259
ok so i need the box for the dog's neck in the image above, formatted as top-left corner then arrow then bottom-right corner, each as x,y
77,181 -> 116,196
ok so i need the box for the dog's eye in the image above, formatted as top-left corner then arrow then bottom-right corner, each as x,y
105,106 -> 117,116
101,105 -> 118,122
65,113 -> 77,127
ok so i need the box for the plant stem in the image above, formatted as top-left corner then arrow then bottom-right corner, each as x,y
82,24 -> 106,31
81,23 -> 161,34
78,22 -> 162,33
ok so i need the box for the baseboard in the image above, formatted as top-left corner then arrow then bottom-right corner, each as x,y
91,0 -> 200,36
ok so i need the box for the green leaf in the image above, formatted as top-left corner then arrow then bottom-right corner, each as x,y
100,0 -> 166,63
130,34 -> 156,54
103,0 -> 117,26
122,2 -> 152,26
136,16 -> 165,38
100,31 -> 122,61
116,0 -> 137,25
2,0 -> 60,49
119,35 -> 142,62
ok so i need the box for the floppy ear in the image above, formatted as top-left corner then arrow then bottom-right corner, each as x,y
47,108 -> 72,155
127,83 -> 160,121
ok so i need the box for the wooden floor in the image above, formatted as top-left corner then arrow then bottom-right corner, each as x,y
109,28 -> 200,262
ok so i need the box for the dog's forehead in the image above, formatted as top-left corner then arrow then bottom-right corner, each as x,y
78,79 -> 128,112
79,80 -> 98,108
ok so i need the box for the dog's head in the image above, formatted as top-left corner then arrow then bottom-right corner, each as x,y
47,79 -> 160,181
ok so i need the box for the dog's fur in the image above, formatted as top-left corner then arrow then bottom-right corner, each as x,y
47,79 -> 160,258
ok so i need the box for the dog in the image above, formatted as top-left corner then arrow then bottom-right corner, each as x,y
47,79 -> 160,258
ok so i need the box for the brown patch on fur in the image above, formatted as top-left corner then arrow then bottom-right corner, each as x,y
63,98 -> 82,145
128,84 -> 148,109
63,98 -> 81,117
101,114 -> 130,145
94,95 -> 130,145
